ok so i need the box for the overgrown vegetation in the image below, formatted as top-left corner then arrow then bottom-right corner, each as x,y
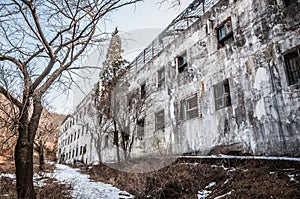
87,158 -> 300,198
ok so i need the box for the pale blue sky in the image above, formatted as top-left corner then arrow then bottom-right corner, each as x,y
110,1 -> 191,31
52,1 -> 192,114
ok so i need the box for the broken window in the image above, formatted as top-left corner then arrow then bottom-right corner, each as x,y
157,68 -> 165,89
214,79 -> 232,110
141,83 -> 146,99
284,0 -> 297,6
155,110 -> 165,132
284,50 -> 300,86
137,118 -> 145,137
176,53 -> 188,73
217,18 -> 234,48
180,93 -> 199,121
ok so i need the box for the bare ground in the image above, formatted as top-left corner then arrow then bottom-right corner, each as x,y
87,157 -> 300,199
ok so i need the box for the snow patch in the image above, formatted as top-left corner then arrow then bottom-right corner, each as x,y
198,182 -> 216,199
0,173 -> 16,179
214,191 -> 233,199
53,164 -> 134,199
198,190 -> 212,199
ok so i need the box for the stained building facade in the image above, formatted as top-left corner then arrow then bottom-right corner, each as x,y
57,0 -> 300,164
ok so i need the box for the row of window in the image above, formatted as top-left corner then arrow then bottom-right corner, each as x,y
135,79 -> 232,137
133,18 -> 233,100
61,145 -> 86,161
62,104 -> 93,132
61,125 -> 88,147
135,44 -> 300,135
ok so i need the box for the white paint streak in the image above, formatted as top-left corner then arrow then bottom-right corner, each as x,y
254,67 -> 268,90
254,99 -> 266,120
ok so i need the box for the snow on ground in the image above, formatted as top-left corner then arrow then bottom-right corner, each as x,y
53,164 -> 134,199
179,154 -> 300,162
1,163 -> 134,199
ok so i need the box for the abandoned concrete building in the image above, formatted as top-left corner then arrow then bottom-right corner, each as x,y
57,0 -> 300,165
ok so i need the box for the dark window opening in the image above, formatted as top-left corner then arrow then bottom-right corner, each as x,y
214,79 -> 232,110
180,94 -> 199,121
137,118 -> 145,137
155,110 -> 165,132
217,18 -> 234,48
83,145 -> 86,154
284,50 -> 300,85
176,53 -> 188,73
157,68 -> 165,89
141,83 -> 146,99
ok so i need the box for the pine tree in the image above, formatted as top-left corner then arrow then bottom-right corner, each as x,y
96,27 -> 128,163
100,27 -> 128,96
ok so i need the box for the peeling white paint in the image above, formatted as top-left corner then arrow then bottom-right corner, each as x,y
254,99 -> 266,121
254,67 -> 268,90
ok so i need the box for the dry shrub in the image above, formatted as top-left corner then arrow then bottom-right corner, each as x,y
88,158 -> 300,199
0,176 -> 17,199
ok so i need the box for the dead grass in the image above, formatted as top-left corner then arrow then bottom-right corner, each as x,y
0,156 -> 72,199
87,158 -> 300,199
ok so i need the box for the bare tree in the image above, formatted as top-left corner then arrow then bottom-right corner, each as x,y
34,110 -> 65,170
0,94 -> 18,158
0,1 -> 143,198
112,84 -> 153,161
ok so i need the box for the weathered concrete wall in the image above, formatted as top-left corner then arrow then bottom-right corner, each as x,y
118,0 -> 300,157
57,0 -> 300,164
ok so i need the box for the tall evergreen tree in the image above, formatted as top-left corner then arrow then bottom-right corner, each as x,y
100,27 -> 128,96
96,28 -> 128,163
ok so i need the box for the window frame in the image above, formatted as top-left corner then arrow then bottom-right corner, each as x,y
157,67 -> 165,90
216,18 -> 234,48
180,93 -> 199,121
214,79 -> 232,110
140,83 -> 146,99
176,52 -> 188,73
284,48 -> 300,86
155,110 -> 165,132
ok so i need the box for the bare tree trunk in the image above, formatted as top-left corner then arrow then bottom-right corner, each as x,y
15,134 -> 35,199
15,99 -> 43,199
113,120 -> 120,163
